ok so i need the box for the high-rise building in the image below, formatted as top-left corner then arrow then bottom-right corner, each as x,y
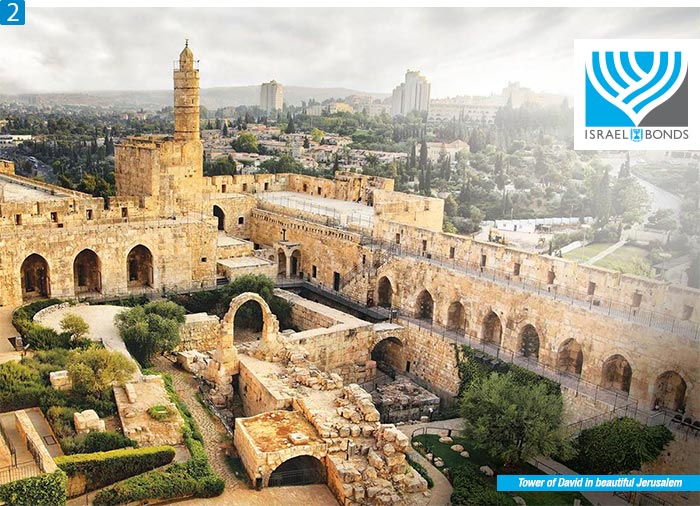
391,70 -> 430,117
260,80 -> 284,114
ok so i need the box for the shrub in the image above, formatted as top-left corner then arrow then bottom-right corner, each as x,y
147,405 -> 176,421
46,406 -> 76,439
406,454 -> 434,489
450,464 -> 514,506
566,417 -> 674,474
93,372 -> 224,505
56,445 -> 176,495
67,347 -> 136,398
26,325 -> 72,350
60,313 -> 90,340
60,431 -> 137,455
0,470 -> 66,506
115,301 -> 185,367
12,299 -> 64,337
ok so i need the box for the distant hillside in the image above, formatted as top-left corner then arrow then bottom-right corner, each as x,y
0,86 -> 389,111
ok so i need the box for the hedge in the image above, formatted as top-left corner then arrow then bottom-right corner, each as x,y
450,464 -> 514,506
0,470 -> 66,506
92,372 -> 224,505
55,445 -> 175,494
565,417 -> 674,474
60,431 -> 137,455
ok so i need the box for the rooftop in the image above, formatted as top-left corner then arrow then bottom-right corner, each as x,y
257,191 -> 374,230
239,410 -> 323,453
0,175 -> 71,202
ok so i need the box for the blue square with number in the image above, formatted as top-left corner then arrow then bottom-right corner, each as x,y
0,0 -> 25,25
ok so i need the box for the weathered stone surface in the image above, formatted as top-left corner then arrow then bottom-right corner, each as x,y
480,465 -> 494,477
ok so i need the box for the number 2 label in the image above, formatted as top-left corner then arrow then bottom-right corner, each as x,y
0,0 -> 25,25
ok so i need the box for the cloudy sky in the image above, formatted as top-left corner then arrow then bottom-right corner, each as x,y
1,7 -> 698,97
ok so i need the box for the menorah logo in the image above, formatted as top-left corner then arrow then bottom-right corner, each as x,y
585,50 -> 688,127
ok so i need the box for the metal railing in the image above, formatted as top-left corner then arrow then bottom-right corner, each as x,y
0,461 -> 40,485
361,237 -> 699,340
0,421 -> 16,467
279,277 -> 652,427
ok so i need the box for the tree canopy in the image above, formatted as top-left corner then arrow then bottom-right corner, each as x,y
114,301 -> 186,367
67,348 -> 136,398
230,131 -> 258,153
460,371 -> 570,465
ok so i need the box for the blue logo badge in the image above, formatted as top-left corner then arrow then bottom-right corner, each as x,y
631,128 -> 643,142
585,51 -> 688,128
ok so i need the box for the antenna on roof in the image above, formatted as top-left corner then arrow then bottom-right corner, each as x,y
185,39 -> 189,48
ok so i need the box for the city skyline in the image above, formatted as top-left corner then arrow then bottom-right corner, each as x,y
0,8 -> 698,99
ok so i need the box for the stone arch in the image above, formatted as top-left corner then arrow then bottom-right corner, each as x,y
277,249 -> 287,277
415,289 -> 434,322
73,249 -> 102,294
447,301 -> 466,331
213,205 -> 225,231
482,311 -> 502,345
557,338 -> 583,375
221,292 -> 282,359
653,371 -> 687,412
290,249 -> 301,277
371,336 -> 404,373
20,253 -> 50,300
127,245 -> 153,287
377,276 -> 394,308
518,324 -> 540,359
268,455 -> 325,487
601,354 -> 632,394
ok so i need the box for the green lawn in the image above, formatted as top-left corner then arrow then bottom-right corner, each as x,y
594,245 -> 649,273
413,434 -> 591,506
563,242 -> 614,263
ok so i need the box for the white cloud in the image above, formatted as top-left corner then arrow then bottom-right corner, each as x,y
0,7 -> 697,97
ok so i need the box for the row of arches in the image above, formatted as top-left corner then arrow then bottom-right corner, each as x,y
375,275 -> 689,412
20,245 -> 153,301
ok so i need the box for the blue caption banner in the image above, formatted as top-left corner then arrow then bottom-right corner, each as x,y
0,0 -> 25,25
497,475 -> 700,492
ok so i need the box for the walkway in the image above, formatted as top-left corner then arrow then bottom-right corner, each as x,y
174,484 -> 339,506
401,419 -> 461,506
583,240 -> 627,265
0,307 -> 22,364
152,357 -> 240,490
529,456 -> 629,506
355,239 -> 699,340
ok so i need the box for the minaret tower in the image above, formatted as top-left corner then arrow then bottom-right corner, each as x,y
173,40 -> 200,141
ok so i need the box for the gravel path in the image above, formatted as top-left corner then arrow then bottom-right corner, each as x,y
153,357 -> 240,490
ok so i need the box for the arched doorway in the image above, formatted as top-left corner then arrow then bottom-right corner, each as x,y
127,245 -> 153,287
233,299 -> 264,342
415,290 -> 434,322
377,276 -> 394,308
277,249 -> 287,277
601,354 -> 632,394
557,339 -> 583,375
371,336 -> 404,374
213,205 -> 225,231
653,371 -> 687,412
447,301 -> 465,331
268,455 -> 325,487
20,254 -> 50,300
519,324 -> 540,359
290,250 -> 301,278
482,312 -> 502,345
73,249 -> 102,294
